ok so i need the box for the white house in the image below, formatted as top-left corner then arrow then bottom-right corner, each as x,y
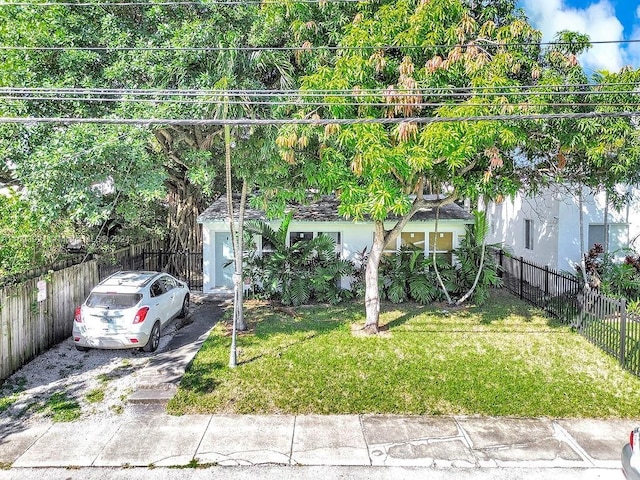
484,185 -> 640,273
197,195 -> 474,292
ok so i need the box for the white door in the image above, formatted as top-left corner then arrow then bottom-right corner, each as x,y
214,232 -> 234,287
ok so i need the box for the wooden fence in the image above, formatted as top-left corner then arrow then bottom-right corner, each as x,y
0,241 -> 162,382
0,262 -> 98,381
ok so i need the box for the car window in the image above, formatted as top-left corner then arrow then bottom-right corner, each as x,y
86,293 -> 142,308
150,280 -> 166,297
161,276 -> 177,291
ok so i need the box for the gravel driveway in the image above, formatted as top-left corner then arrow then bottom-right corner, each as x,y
0,293 -> 225,431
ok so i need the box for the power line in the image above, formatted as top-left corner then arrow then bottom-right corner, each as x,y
2,94 -> 639,109
2,84 -> 638,96
2,39 -> 640,52
1,87 -> 638,106
0,110 -> 636,126
0,0 -> 365,5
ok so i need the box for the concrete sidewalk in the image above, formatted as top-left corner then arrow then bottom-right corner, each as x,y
0,413 -> 633,474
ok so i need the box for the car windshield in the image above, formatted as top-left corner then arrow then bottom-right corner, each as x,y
86,293 -> 142,309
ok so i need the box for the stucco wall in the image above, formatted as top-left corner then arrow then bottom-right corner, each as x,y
484,189 -> 560,269
200,219 -> 470,291
485,185 -> 640,273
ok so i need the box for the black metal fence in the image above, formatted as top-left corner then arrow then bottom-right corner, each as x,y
494,249 -> 640,378
98,249 -> 203,290
141,250 -> 203,291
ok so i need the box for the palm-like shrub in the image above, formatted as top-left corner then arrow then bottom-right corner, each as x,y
379,247 -> 451,304
244,214 -> 354,306
450,211 -> 503,305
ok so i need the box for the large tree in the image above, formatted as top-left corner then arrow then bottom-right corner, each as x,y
0,2 -> 263,253
274,0 -> 612,332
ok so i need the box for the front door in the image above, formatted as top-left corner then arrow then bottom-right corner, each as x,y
214,232 -> 234,287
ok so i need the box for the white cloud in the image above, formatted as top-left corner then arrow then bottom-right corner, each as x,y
522,0 -> 626,73
626,7 -> 640,68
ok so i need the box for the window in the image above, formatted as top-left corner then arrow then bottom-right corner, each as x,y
284,231 -> 343,255
382,235 -> 396,254
150,280 -> 165,297
161,276 -> 176,291
261,237 -> 275,256
318,232 -> 342,254
524,219 -> 534,250
588,224 -> 629,253
428,232 -> 453,264
289,231 -> 313,246
400,232 -> 426,250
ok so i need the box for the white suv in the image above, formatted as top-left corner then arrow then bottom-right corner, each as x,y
72,271 -> 190,352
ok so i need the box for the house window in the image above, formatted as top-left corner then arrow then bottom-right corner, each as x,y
318,231 -> 342,254
524,219 -> 534,250
588,224 -> 629,253
428,232 -> 453,264
261,237 -> 275,256
400,232 -> 426,250
289,231 -> 313,246
375,232 -> 397,254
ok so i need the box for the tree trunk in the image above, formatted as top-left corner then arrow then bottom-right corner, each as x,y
224,122 -> 248,332
361,193 -> 459,333
432,204 -> 453,304
364,221 -> 385,334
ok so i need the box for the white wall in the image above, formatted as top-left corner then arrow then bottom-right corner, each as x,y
484,188 -> 560,269
200,219 -> 469,291
485,185 -> 640,273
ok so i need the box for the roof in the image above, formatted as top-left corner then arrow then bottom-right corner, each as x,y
197,195 -> 473,223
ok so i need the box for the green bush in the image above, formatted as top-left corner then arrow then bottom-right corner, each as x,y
244,214 -> 354,306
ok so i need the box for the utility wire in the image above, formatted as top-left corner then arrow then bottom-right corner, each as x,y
0,110 -> 636,126
1,85 -> 638,98
2,95 -> 639,108
3,38 -> 640,52
1,0 -> 365,5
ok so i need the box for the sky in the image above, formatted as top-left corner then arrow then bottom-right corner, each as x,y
520,0 -> 640,73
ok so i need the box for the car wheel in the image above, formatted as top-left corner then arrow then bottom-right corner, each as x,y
177,294 -> 190,319
75,345 -> 89,352
143,321 -> 161,353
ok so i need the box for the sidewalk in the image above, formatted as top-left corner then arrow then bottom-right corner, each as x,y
0,413 -> 633,472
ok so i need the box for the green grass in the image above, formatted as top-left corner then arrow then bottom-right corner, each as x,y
39,392 -> 81,422
168,290 -> 640,418
85,388 -> 105,404
0,375 -> 27,414
0,395 -> 18,414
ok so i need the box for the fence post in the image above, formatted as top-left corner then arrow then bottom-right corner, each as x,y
519,256 -> 524,299
498,249 -> 504,278
620,297 -> 627,366
544,265 -> 549,297
186,249 -> 191,286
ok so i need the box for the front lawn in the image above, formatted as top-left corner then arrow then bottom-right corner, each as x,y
168,290 -> 640,418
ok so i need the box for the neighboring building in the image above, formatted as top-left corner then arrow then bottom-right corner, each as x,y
484,185 -> 640,273
197,195 -> 474,292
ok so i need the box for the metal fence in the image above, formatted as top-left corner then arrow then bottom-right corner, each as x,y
140,250 -> 203,291
494,249 -> 640,377
93,244 -> 203,291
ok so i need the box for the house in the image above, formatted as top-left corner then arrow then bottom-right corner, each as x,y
197,195 -> 474,292
483,185 -> 640,273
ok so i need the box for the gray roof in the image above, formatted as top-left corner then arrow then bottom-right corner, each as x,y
197,195 -> 473,224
